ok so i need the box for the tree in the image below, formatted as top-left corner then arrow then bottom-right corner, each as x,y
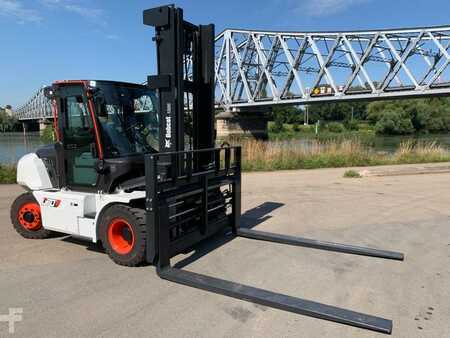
367,97 -> 450,134
0,108 -> 18,132
270,105 -> 301,124
373,108 -> 415,135
307,101 -> 369,122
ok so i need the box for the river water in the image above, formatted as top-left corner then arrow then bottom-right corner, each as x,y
0,133 -> 44,165
2,132 -> 450,165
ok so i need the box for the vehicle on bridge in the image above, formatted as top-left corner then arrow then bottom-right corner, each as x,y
9,5 -> 404,335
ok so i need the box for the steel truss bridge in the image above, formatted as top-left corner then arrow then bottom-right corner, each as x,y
14,25 -> 450,120
15,87 -> 53,121
215,25 -> 450,108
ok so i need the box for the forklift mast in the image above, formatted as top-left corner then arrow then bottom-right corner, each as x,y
144,5 -> 215,155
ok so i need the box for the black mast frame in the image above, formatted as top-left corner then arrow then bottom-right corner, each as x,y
143,5 -> 404,335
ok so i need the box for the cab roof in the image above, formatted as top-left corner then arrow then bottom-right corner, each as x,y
53,80 -> 146,88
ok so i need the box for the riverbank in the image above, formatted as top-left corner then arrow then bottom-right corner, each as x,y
267,123 -> 450,152
268,122 -> 376,142
240,139 -> 450,171
2,139 -> 450,184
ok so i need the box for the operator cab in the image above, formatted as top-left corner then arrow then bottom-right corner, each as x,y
40,80 -> 159,193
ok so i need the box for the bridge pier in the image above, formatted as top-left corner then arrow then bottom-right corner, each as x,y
216,108 -> 270,140
20,119 -> 52,134
39,120 -> 47,132
21,121 -> 39,133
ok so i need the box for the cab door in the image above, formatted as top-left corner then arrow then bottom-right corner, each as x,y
57,85 -> 99,190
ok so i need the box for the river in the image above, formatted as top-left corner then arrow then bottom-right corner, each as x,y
0,133 -> 44,165
2,132 -> 450,165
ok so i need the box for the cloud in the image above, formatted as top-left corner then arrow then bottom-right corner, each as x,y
106,34 -> 119,40
40,0 -> 62,5
40,0 -> 105,25
301,0 -> 371,17
0,0 -> 42,23
64,4 -> 104,23
0,0 -> 106,25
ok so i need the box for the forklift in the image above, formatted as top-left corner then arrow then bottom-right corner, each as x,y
10,5 -> 404,334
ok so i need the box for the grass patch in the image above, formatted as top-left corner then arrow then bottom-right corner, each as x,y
237,138 -> 450,172
0,164 -> 16,184
343,170 -> 362,178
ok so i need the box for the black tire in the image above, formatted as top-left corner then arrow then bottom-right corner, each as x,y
10,192 -> 52,239
100,204 -> 147,266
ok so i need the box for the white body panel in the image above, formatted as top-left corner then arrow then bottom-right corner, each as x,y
17,153 -> 53,190
32,189 -> 145,242
33,190 -> 96,236
78,217 -> 96,239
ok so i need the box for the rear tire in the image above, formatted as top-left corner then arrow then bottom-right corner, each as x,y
10,192 -> 52,239
100,204 -> 147,266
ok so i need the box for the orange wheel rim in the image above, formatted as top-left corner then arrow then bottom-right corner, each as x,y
108,218 -> 135,255
18,202 -> 42,231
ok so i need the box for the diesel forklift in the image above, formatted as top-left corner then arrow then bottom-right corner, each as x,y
10,5 -> 404,334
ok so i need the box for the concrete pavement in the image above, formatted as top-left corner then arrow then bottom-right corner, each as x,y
1,165 -> 450,337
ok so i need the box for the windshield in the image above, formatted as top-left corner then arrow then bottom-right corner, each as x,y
93,83 -> 159,157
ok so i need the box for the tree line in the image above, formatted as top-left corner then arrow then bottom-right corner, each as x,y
0,105 -> 18,132
270,97 -> 450,135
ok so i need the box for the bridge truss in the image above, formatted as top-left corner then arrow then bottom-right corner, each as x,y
14,26 -> 450,120
15,87 -> 52,121
215,26 -> 450,109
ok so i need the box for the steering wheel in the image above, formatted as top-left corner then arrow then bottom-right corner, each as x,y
125,121 -> 145,133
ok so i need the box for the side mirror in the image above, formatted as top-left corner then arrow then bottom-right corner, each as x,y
86,87 -> 100,98
95,159 -> 108,174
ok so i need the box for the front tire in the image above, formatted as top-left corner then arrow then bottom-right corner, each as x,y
10,192 -> 52,239
100,205 -> 147,266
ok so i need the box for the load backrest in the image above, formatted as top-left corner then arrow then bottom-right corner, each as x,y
144,147 -> 241,268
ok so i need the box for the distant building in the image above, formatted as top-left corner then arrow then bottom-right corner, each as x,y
5,105 -> 13,117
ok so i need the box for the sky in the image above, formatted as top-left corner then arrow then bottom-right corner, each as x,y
0,0 -> 449,108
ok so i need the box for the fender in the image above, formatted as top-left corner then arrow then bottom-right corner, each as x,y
94,190 -> 146,242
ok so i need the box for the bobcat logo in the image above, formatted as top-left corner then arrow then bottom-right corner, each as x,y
165,103 -> 172,149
